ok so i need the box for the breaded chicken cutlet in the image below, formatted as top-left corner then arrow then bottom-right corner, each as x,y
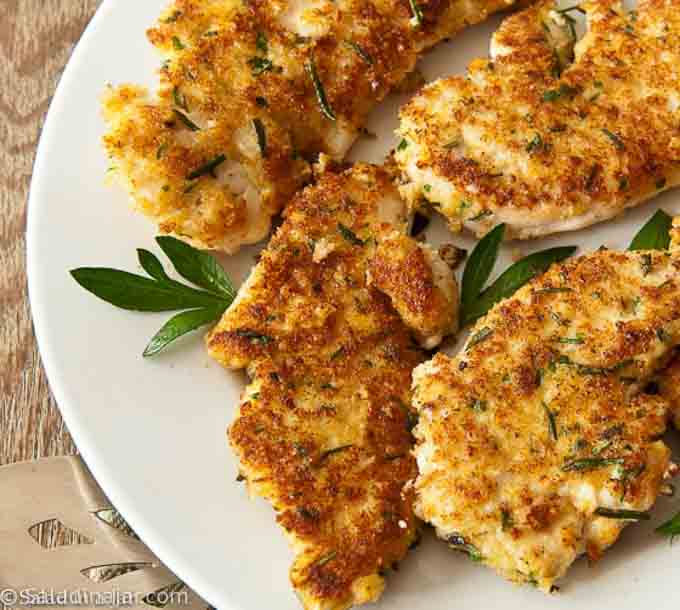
206,163 -> 458,610
103,0 -> 524,252
411,249 -> 680,592
396,0 -> 680,240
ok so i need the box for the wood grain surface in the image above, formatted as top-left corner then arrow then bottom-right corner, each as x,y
0,0 -> 101,466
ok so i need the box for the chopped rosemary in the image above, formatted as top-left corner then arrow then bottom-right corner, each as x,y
594,507 -> 650,521
557,335 -> 585,344
187,154 -> 227,180
543,402 -> 558,441
173,109 -> 200,132
446,534 -> 483,562
409,0 -> 424,27
173,87 -> 188,111
467,327 -> 494,350
235,329 -> 273,345
314,551 -> 337,568
469,209 -> 493,222
526,133 -> 544,153
256,31 -> 268,54
345,40 -> 373,64
469,398 -> 487,413
534,286 -> 574,295
562,457 -> 624,472
247,57 -> 274,76
338,223 -> 365,246
602,128 -> 625,150
252,118 -> 268,158
543,84 -> 578,102
319,445 -> 353,462
306,58 -> 336,121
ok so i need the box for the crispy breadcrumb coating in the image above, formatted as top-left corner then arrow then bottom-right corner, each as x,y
412,249 -> 680,592
103,0 -> 523,251
396,0 -> 680,239
207,163 -> 457,610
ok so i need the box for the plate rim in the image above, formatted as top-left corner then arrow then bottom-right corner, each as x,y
25,2 -> 227,608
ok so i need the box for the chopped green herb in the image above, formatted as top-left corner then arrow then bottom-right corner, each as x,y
187,154 -> 227,180
172,36 -> 185,50
640,252 -> 653,276
397,138 -> 409,151
314,551 -> 337,568
534,286 -> 574,295
319,445 -> 353,462
338,223 -> 365,246
409,0 -> 424,27
423,184 -> 432,192
252,118 -> 268,158
543,402 -> 558,441
446,534 -> 483,562
602,128 -> 625,150
247,57 -> 274,76
235,330 -> 273,345
306,57 -> 336,121
256,31 -> 268,54
469,209 -> 493,222
330,347 -> 345,361
526,133 -> 544,153
562,457 -> 624,472
469,398 -> 487,413
557,335 -> 584,345
543,84 -> 578,102
173,109 -> 200,132
594,507 -> 650,521
501,509 -> 514,531
467,327 -> 494,351
345,40 -> 373,64
173,87 -> 188,111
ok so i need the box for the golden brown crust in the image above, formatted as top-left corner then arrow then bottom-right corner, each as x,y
412,249 -> 680,591
655,353 -> 680,429
396,0 -> 680,239
207,164 -> 427,610
368,232 -> 458,348
104,0 -> 523,251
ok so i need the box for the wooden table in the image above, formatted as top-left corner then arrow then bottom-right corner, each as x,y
0,1 -> 101,466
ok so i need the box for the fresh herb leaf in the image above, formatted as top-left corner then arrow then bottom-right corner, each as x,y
557,335 -> 584,344
594,507 -> 650,521
462,246 -> 576,325
252,118 -> 268,158
156,236 -> 235,299
306,57 -> 336,121
461,224 -> 505,320
314,551 -> 337,567
137,249 -> 170,281
173,109 -> 200,132
345,40 -> 373,64
338,223 -> 365,246
186,154 -> 227,180
172,36 -> 185,50
70,268 -> 227,312
526,133 -> 544,153
656,511 -> 680,541
143,306 -> 224,357
629,209 -> 672,251
235,330 -> 273,345
397,138 -> 409,151
71,239 -> 236,356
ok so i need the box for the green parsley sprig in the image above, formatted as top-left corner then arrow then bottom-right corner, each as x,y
71,237 -> 235,357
